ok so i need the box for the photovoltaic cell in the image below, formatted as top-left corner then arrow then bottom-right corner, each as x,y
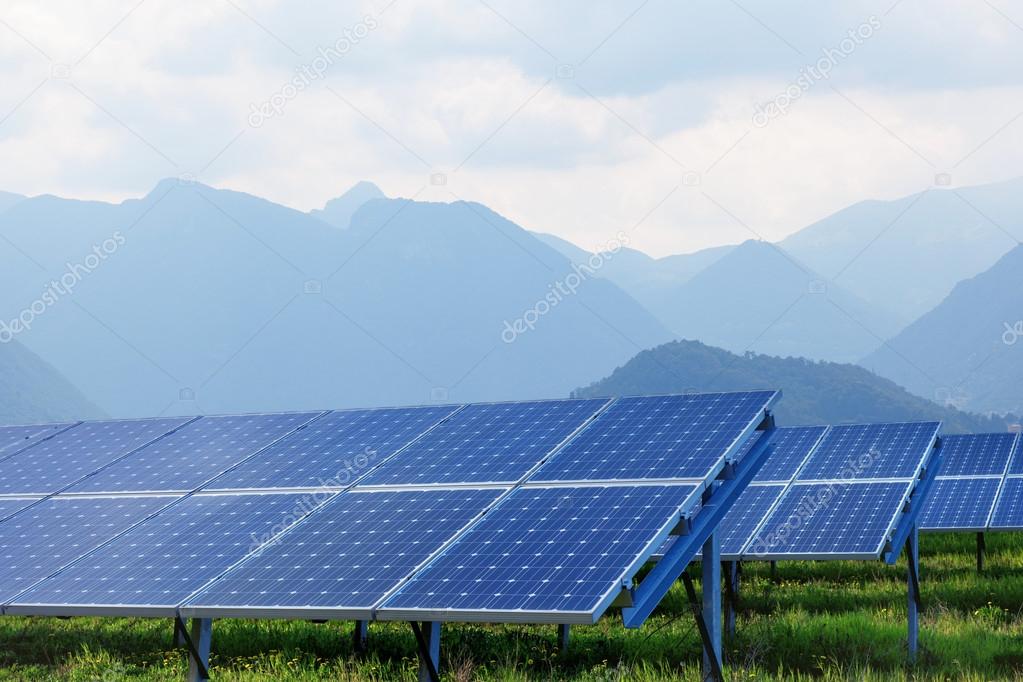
0,495 -> 176,604
66,413 -> 318,494
209,406 -> 458,490
530,392 -> 776,483
919,477 -> 1001,531
712,484 -> 786,556
11,493 -> 315,611
1003,433 -> 1023,475
745,481 -> 911,558
0,418 -> 191,495
357,399 -> 608,486
796,422 -> 939,482
0,498 -> 40,522
938,433 -> 1017,477
752,426 -> 828,483
381,484 -> 698,617
185,488 -> 503,613
0,423 -> 72,458
990,477 -> 1023,529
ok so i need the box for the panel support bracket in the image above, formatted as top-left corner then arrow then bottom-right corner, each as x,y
183,618 -> 211,682
977,532 -> 986,573
723,560 -> 740,639
907,525 -> 920,664
410,621 -> 440,682
353,620 -> 368,654
557,624 -> 570,654
681,568 -> 724,682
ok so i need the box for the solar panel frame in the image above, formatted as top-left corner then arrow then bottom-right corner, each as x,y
918,476 -> 1002,532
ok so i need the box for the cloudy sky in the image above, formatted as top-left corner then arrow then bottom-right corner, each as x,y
1,0 -> 1021,255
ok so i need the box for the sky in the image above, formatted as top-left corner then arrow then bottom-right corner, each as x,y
0,0 -> 1021,256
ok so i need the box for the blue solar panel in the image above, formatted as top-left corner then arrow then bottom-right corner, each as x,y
0,418 -> 191,495
0,423 -> 73,458
185,488 -> 503,614
381,484 -> 698,617
746,481 -> 911,558
796,422 -> 939,482
712,484 -> 786,556
0,498 -> 40,522
752,426 -> 828,483
530,392 -> 777,483
0,496 -> 175,603
919,478 -> 1001,531
990,477 -> 1023,529
66,413 -> 318,494
10,493 -> 317,611
1003,433 -> 1023,475
938,433 -> 1017,477
357,399 -> 608,486
209,406 -> 458,490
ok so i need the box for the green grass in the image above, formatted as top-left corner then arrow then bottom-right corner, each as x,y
4,532 -> 1023,680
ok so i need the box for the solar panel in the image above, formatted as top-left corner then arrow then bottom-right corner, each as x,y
183,488 -> 503,618
918,477 -> 1001,531
796,422 -> 939,482
0,495 -> 177,604
937,433 -> 1017,477
0,418 -> 192,495
712,484 -> 786,556
357,399 -> 608,487
9,493 -> 321,615
0,423 -> 73,459
0,498 -> 41,523
1003,433 -> 1023,475
379,484 -> 699,621
208,406 -> 459,490
746,481 -> 911,559
530,392 -> 777,483
65,413 -> 319,494
989,477 -> 1023,529
751,426 -> 827,483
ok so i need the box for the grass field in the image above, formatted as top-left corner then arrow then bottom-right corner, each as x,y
2,533 -> 1023,680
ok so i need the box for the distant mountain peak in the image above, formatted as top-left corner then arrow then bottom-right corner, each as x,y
311,181 -> 386,229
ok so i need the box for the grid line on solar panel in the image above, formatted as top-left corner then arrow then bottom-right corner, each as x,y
378,484 -> 699,621
181,488 -> 506,618
0,422 -> 77,461
0,498 -> 43,524
743,480 -> 912,559
749,426 -> 828,483
65,412 -> 322,494
0,418 -> 195,496
8,492 -> 330,615
934,433 -> 1018,477
794,422 -> 939,482
1004,433 -> 1023,475
0,495 -> 180,605
989,476 -> 1023,529
207,405 -> 462,491
356,399 -> 610,487
529,391 -> 777,483
918,477 -> 1001,531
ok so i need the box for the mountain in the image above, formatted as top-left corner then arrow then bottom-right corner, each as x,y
0,191 -> 25,215
0,338 -> 103,424
574,339 -> 1017,434
0,180 -> 672,417
310,181 -> 385,229
862,244 -> 1023,416
781,177 -> 1023,323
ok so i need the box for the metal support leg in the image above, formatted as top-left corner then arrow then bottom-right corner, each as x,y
977,532 -> 986,573
185,618 -> 212,682
557,624 -> 570,654
907,526 -> 921,664
411,621 -> 440,682
724,561 -> 739,639
770,560 -> 777,582
702,532 -> 723,680
353,620 -> 368,654
173,617 -> 186,647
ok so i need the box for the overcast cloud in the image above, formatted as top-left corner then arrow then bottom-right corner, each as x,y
1,0 -> 1021,254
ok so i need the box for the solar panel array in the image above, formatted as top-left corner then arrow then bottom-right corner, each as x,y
670,422 -> 940,561
0,391 -> 778,625
919,432 -> 1023,532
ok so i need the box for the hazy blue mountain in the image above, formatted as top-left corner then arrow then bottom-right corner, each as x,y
0,339 -> 103,424
781,177 -> 1023,322
310,181 -> 385,229
657,240 -> 903,362
574,339 -> 1017,433
0,191 -> 24,215
0,180 -> 672,417
862,244 -> 1023,416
